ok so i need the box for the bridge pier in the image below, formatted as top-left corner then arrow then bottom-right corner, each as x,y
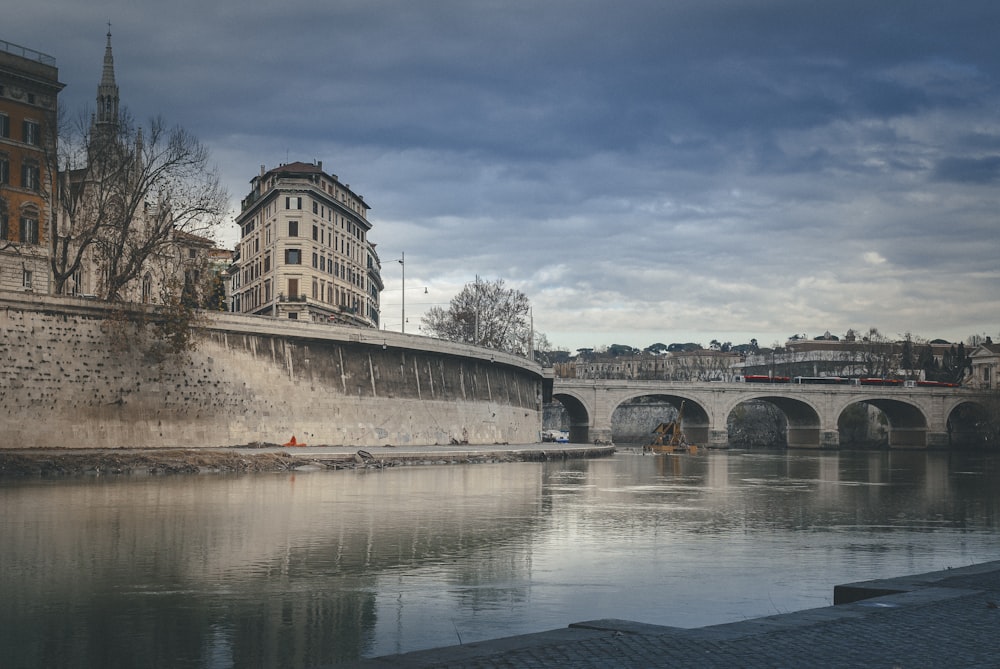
587,427 -> 613,445
820,430 -> 840,449
926,431 -> 950,449
709,429 -> 729,449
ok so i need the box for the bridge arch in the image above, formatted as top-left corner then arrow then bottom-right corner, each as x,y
608,392 -> 711,445
833,397 -> 928,448
721,394 -> 823,448
946,399 -> 996,449
550,390 -> 594,444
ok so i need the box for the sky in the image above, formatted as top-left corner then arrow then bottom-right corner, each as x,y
8,1 -> 1000,352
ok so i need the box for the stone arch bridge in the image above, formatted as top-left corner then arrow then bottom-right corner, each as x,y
551,379 -> 994,448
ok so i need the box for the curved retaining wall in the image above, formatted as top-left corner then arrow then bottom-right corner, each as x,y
0,293 -> 544,449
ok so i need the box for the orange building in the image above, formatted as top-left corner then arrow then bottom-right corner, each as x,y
0,39 -> 63,292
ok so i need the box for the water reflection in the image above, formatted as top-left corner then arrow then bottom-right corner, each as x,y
2,451 -> 999,667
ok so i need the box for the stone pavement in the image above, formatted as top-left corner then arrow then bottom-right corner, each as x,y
347,561 -> 1000,668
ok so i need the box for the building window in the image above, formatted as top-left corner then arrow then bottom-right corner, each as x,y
0,114 -> 8,138
263,254 -> 271,273
0,212 -> 7,240
23,120 -> 40,146
312,224 -> 318,241
312,252 -> 318,268
20,217 -> 39,244
22,269 -> 32,289
285,196 -> 301,210
0,155 -> 8,184
285,248 -> 301,265
288,220 -> 299,237
21,163 -> 40,191
288,278 -> 299,299
141,273 -> 152,303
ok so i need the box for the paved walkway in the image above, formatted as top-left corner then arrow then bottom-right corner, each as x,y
346,561 -> 1000,668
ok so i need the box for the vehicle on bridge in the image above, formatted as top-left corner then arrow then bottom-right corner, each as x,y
793,376 -> 850,384
738,375 -> 961,389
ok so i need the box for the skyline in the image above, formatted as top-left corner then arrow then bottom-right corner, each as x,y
7,1 -> 1000,351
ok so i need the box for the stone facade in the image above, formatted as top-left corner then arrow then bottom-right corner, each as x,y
232,161 -> 382,327
969,343 -> 1000,391
0,292 -> 543,449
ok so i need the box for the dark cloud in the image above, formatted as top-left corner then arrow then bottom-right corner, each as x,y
7,0 -> 1000,348
931,156 -> 1000,184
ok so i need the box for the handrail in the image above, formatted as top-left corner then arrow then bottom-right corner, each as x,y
0,39 -> 57,67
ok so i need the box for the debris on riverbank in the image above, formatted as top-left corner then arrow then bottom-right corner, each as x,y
0,449 -> 304,478
0,444 -> 617,478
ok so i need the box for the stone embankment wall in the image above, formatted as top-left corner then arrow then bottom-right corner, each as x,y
0,293 -> 544,449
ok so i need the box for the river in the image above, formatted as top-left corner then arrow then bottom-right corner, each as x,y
2,449 -> 998,667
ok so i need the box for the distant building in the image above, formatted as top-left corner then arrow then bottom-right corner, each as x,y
0,39 -> 64,293
231,161 -> 382,326
571,349 -> 740,381
969,342 -> 1000,391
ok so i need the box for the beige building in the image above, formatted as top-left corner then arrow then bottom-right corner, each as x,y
0,39 -> 64,293
232,161 -> 382,326
572,350 -> 740,381
968,342 -> 1000,391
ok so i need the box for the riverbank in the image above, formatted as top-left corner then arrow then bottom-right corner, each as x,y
0,443 -> 616,478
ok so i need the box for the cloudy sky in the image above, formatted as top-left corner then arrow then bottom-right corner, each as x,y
9,1 -> 1000,351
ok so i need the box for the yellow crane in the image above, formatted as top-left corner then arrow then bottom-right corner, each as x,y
645,400 -> 698,454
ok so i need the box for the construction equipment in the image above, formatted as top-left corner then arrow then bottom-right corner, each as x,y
645,401 -> 698,454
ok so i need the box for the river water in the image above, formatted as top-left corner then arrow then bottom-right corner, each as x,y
2,449 -> 998,668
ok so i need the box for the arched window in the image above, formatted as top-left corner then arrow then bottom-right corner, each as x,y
141,273 -> 152,303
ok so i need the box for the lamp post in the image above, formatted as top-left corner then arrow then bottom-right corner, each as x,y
398,252 -> 405,334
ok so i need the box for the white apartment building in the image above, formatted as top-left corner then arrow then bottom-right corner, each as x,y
232,161 -> 383,326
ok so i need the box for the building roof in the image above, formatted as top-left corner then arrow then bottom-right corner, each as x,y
970,343 -> 1000,358
265,161 -> 325,177
261,161 -> 369,210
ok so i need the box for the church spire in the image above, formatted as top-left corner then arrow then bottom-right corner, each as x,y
96,26 -> 119,128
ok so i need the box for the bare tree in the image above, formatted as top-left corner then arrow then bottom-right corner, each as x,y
421,277 -> 532,355
851,327 -> 898,378
45,108 -> 104,295
52,110 -> 227,301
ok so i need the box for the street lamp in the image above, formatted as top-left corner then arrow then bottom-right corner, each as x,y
397,252 -> 405,334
